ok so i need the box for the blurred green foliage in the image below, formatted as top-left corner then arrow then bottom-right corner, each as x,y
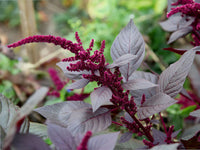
0,0 -> 20,27
0,54 -> 20,74
54,0 -> 178,73
0,80 -> 19,104
167,104 -> 196,130
0,54 -> 20,103
53,0 -> 179,94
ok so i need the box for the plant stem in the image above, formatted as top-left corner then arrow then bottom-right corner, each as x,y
112,121 -> 123,126
159,112 -> 167,134
126,108 -> 154,142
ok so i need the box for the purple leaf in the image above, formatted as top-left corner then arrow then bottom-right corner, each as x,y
57,61 -> 89,80
91,86 -> 113,112
118,132 -> 132,143
34,101 -> 91,127
0,94 -> 19,133
137,93 -> 176,119
195,0 -> 200,3
2,87 -> 48,149
180,88 -> 193,100
188,63 -> 200,98
11,133 -> 50,150
67,107 -> 111,135
66,78 -> 89,90
111,19 -> 145,81
190,109 -> 200,117
130,87 -> 157,107
160,15 -> 194,32
158,48 -> 196,98
181,124 -> 200,140
152,128 -> 166,144
122,78 -> 158,91
167,26 -> 193,44
0,94 -> 29,149
128,71 -> 158,82
35,101 -> 112,135
128,71 -> 158,105
47,123 -> 76,150
88,132 -> 119,150
124,112 -> 134,123
172,129 -> 181,138
149,143 -> 179,150
106,54 -> 137,69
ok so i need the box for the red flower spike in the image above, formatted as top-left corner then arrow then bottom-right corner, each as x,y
172,0 -> 194,6
167,3 -> 200,18
48,68 -> 65,91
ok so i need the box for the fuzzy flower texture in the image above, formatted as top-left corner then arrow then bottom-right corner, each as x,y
167,0 -> 200,46
7,32 -> 155,145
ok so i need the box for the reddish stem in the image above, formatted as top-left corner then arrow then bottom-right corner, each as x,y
159,112 -> 167,134
126,108 -> 154,143
112,121 -> 123,126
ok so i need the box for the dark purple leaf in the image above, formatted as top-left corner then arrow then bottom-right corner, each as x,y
150,119 -> 160,125
91,86 -> 113,112
34,101 -> 91,127
160,15 -> 194,32
3,87 -> 48,149
181,131 -> 200,149
137,93 -> 176,119
149,143 -> 179,150
128,71 -> 158,105
118,132 -> 132,143
11,133 -> 50,150
188,63 -> 200,98
190,109 -> 200,117
180,88 -> 193,101
158,48 -> 196,98
122,78 -> 158,91
47,123 -> 76,150
57,61 -> 89,80
172,129 -> 181,138
67,107 -> 111,135
152,128 -> 166,144
124,112 -> 134,123
88,132 -> 119,150
66,78 -> 89,90
106,54 -> 137,69
111,19 -> 145,81
35,101 -> 112,135
128,71 -> 158,82
168,26 -> 193,44
0,94 -> 19,133
181,124 -> 200,140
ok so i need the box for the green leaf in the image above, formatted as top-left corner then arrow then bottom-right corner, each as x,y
84,82 -> 98,93
44,138 -> 52,145
179,105 -> 196,118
